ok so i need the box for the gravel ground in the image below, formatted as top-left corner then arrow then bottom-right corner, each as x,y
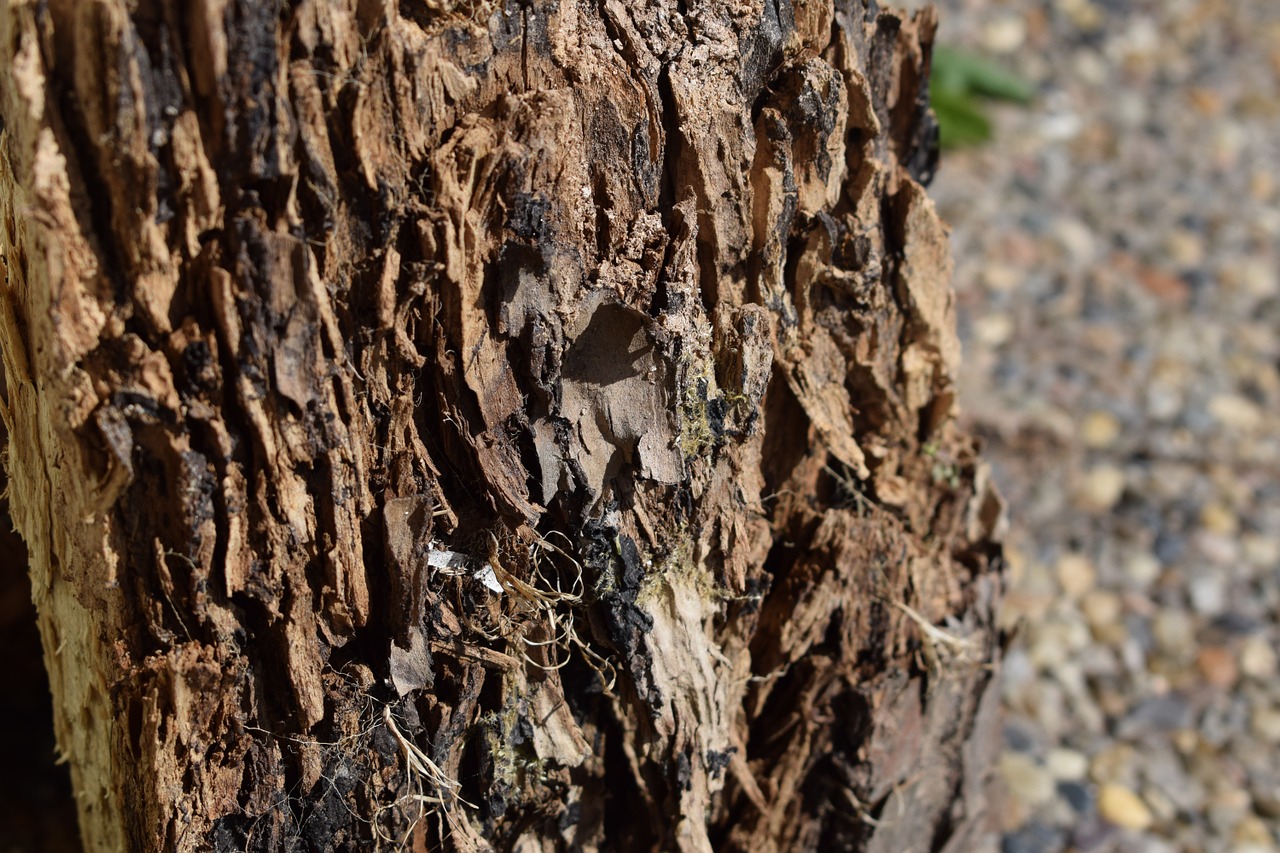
905,0 -> 1280,850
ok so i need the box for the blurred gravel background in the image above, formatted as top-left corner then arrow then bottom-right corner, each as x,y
907,0 -> 1280,850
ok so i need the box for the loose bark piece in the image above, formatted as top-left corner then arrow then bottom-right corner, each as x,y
0,0 -> 1004,850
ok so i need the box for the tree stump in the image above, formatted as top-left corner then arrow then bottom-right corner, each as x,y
0,0 -> 1004,849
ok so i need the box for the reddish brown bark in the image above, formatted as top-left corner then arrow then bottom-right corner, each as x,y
0,0 -> 1003,850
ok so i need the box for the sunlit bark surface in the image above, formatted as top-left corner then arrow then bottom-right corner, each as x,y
0,1 -> 1003,850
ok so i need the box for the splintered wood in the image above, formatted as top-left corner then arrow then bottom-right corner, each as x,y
0,0 -> 1003,850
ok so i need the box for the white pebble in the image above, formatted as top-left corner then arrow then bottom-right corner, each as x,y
1240,636 -> 1277,680
1187,575 -> 1226,616
1209,394 -> 1262,431
981,15 -> 1027,53
1126,552 -> 1163,586
1000,752 -> 1057,807
1046,747 -> 1089,781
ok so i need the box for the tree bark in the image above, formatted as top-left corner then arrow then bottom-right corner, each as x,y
0,0 -> 1005,850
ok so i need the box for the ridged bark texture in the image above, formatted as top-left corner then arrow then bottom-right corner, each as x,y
0,0 -> 1005,850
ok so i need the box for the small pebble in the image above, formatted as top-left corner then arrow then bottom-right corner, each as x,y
1153,531 -> 1185,565
1231,815 -> 1275,846
999,785 -> 1033,834
1081,589 -> 1122,633
1153,610 -> 1195,660
1059,0 -> 1103,32
1057,780 -> 1093,814
1250,707 -> 1280,744
1207,612 -> 1260,639
1029,619 -> 1093,674
1052,216 -> 1097,264
1046,747 -> 1089,780
1242,534 -> 1280,568
1187,86 -> 1224,116
1164,228 -> 1206,267
1207,787 -> 1252,834
1142,746 -> 1206,813
1080,410 -> 1121,448
1141,785 -> 1177,823
1200,502 -> 1240,536
975,313 -> 1016,347
1195,646 -> 1238,688
1172,729 -> 1201,756
1188,574 -> 1227,616
1001,821 -> 1066,853
1233,258 -> 1279,299
1069,815 -> 1116,851
1055,553 -> 1096,599
1231,844 -> 1274,853
1132,840 -> 1178,853
982,15 -> 1027,53
1208,394 -> 1263,431
1119,635 -> 1148,676
1023,681 -> 1069,744
1145,382 -> 1185,421
982,263 -> 1023,292
1004,718 -> 1043,754
1089,744 -> 1136,785
1117,695 -> 1193,739
1050,659 -> 1088,697
1239,636 -> 1277,679
1211,123 -> 1246,170
1136,266 -> 1191,305
1195,532 -> 1242,567
1249,772 -> 1280,818
1000,752 -> 1058,808
1250,170 -> 1275,201
1124,552 -> 1162,586
1074,465 -> 1126,513
1097,783 -> 1154,830
1112,91 -> 1148,128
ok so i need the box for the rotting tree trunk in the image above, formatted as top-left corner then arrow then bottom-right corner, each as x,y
0,0 -> 1005,850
